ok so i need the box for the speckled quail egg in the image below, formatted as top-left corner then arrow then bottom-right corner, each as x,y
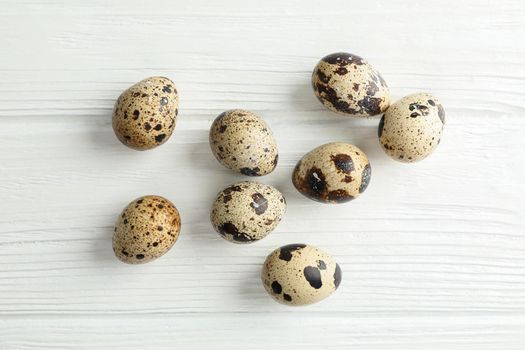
261,244 -> 342,306
379,92 -> 445,162
292,142 -> 371,203
113,195 -> 181,264
211,181 -> 286,244
312,52 -> 390,117
112,76 -> 179,150
209,109 -> 278,176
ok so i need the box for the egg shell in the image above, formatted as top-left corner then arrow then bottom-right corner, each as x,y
211,181 -> 286,244
312,52 -> 390,118
112,76 -> 179,150
292,142 -> 371,203
379,92 -> 445,162
113,195 -> 181,264
209,109 -> 278,176
261,244 -> 342,306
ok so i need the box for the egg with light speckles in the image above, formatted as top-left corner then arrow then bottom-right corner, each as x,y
113,195 -> 181,264
312,52 -> 390,118
209,109 -> 278,176
379,92 -> 445,162
211,181 -> 286,244
261,244 -> 342,306
112,76 -> 179,150
292,142 -> 371,204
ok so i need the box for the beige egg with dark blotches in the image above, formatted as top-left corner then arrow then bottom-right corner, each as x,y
211,181 -> 286,244
261,244 -> 342,306
312,52 -> 390,118
209,109 -> 278,176
379,92 -> 445,162
113,195 -> 181,264
292,142 -> 371,204
112,76 -> 179,150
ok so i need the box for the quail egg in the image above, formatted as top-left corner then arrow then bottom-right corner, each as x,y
312,52 -> 390,117
292,142 -> 371,203
113,195 -> 181,264
209,109 -> 278,176
379,92 -> 445,162
211,181 -> 286,243
261,244 -> 342,306
112,76 -> 179,150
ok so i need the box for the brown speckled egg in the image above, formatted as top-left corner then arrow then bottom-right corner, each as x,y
261,244 -> 342,306
292,142 -> 371,204
209,109 -> 278,176
312,52 -> 390,118
379,92 -> 445,162
211,181 -> 286,244
112,76 -> 179,150
113,195 -> 181,264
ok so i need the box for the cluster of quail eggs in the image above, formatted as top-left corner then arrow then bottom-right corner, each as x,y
110,51 -> 445,307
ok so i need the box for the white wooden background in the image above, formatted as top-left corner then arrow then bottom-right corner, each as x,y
1,0 -> 524,348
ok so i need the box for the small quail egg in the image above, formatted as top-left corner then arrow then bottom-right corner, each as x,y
312,52 -> 390,117
292,142 -> 371,203
209,109 -> 278,176
112,76 -> 179,150
379,92 -> 445,162
113,195 -> 181,264
211,181 -> 286,244
261,244 -> 342,306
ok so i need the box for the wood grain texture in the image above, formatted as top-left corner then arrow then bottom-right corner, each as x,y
0,0 -> 524,348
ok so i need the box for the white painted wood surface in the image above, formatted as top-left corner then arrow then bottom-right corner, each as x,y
1,0 -> 524,348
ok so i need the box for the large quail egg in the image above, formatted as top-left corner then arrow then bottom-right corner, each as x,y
292,142 -> 371,203
312,52 -> 390,117
113,195 -> 181,264
211,181 -> 286,244
112,76 -> 179,150
209,109 -> 278,176
261,244 -> 342,306
379,92 -> 445,162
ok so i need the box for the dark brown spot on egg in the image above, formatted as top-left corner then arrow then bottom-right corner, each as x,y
240,167 -> 260,176
334,264 -> 342,289
316,70 -> 330,84
359,163 -> 371,193
322,52 -> 364,66
250,193 -> 268,215
331,154 -> 354,173
155,134 -> 166,143
409,103 -> 429,116
437,104 -> 446,124
335,67 -> 348,75
378,115 -> 385,138
217,222 -> 254,242
279,244 -> 306,261
314,82 -> 359,114
303,266 -> 322,289
271,281 -> 282,294
327,189 -> 354,203
358,96 -> 382,115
